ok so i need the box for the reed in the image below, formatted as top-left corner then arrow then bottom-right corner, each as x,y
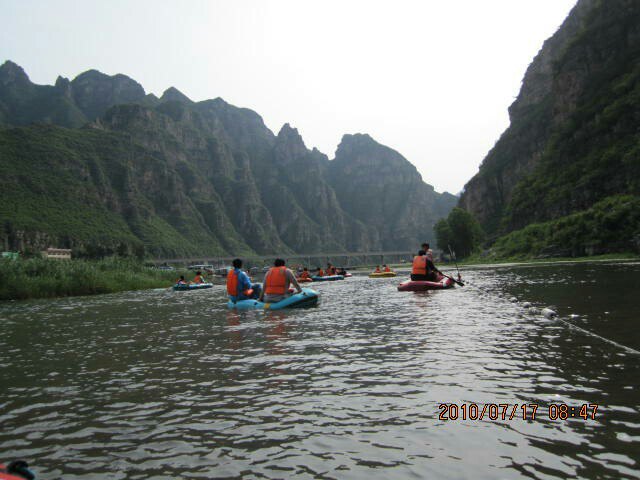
0,257 -> 188,301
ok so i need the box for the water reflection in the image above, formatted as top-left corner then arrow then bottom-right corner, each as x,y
0,264 -> 638,479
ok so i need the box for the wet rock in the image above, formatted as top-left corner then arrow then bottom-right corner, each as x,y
542,308 -> 557,319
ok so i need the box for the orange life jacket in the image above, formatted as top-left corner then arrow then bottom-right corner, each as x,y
384,266 -> 391,272
265,266 -> 287,295
317,269 -> 325,277
299,271 -> 310,279
226,269 -> 253,297
193,275 -> 204,284
412,255 -> 428,275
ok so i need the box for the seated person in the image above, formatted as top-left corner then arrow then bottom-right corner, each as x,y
374,265 -> 381,273
326,263 -> 337,275
422,242 -> 434,262
336,267 -> 346,276
227,258 -> 261,301
316,266 -> 325,277
411,250 -> 438,281
383,264 -> 391,273
260,259 -> 302,303
192,271 -> 206,284
176,275 -> 187,285
298,267 -> 311,280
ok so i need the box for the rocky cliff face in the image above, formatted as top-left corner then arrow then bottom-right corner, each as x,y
460,0 -> 640,237
0,61 -> 457,256
329,134 -> 456,250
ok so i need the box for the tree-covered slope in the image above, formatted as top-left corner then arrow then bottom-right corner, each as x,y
460,0 -> 640,251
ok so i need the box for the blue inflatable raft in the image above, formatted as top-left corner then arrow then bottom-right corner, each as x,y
173,282 -> 213,291
311,275 -> 344,282
227,288 -> 319,310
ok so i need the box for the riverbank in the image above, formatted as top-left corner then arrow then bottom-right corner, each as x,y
456,252 -> 639,268
0,257 -> 189,301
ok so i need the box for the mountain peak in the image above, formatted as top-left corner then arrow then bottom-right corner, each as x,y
0,60 -> 31,87
160,86 -> 192,104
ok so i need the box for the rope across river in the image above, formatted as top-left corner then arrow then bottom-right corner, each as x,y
445,270 -> 640,356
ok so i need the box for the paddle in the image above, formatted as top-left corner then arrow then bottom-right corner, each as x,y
435,269 -> 465,287
447,245 -> 463,282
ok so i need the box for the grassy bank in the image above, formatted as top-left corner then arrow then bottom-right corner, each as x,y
0,257 -> 190,301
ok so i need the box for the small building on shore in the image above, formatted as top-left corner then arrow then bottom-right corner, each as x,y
42,248 -> 72,260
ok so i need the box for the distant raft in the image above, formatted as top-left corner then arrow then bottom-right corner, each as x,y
173,282 -> 214,291
311,275 -> 344,282
397,275 -> 454,291
369,271 -> 397,278
227,288 -> 319,310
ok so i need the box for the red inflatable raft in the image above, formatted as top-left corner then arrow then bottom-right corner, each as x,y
397,274 -> 454,291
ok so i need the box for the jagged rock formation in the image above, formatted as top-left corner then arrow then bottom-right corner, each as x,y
0,61 -> 456,256
460,0 -> 640,240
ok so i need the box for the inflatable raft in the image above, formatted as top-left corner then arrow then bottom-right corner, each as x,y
397,275 -> 454,291
227,287 -> 319,310
369,271 -> 397,278
172,282 -> 213,291
311,275 -> 344,282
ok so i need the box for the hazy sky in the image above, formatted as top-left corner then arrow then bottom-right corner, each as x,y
1,0 -> 576,194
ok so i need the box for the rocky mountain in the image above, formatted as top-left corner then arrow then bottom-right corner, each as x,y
0,61 -> 456,257
460,0 -> 640,248
329,134 -> 457,250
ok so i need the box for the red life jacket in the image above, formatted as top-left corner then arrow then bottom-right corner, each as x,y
327,266 -> 336,275
384,266 -> 391,272
193,275 -> 204,284
412,255 -> 428,275
265,266 -> 287,295
299,271 -> 310,279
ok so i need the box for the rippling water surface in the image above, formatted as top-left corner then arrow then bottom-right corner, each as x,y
0,261 -> 639,479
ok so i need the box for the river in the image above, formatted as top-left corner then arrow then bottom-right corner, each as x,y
0,261 -> 638,479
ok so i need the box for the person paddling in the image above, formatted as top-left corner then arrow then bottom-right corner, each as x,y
260,258 -> 302,303
316,266 -> 325,277
383,264 -> 391,273
176,275 -> 187,285
227,258 -> 261,302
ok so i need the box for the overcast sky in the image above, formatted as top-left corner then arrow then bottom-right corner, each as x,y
1,0 -> 576,194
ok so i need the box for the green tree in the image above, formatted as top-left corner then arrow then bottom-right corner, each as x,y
435,208 -> 483,258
